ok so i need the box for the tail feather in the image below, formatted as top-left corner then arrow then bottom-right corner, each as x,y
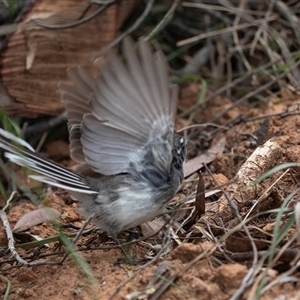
4,153 -> 86,186
0,128 -> 98,195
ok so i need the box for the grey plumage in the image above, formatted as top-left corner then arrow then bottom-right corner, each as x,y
0,37 -> 186,237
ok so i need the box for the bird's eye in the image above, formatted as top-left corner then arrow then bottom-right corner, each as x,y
179,137 -> 188,146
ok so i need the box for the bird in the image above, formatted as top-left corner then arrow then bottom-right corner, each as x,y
0,37 -> 186,239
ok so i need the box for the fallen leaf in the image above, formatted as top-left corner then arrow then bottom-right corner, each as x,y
184,137 -> 226,177
13,208 -> 60,233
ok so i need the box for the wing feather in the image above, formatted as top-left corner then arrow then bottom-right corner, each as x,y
138,41 -> 163,115
58,67 -> 95,166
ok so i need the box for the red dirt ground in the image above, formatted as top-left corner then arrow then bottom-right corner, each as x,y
1,83 -> 300,299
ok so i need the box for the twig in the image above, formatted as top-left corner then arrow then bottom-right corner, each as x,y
177,16 -> 277,47
212,191 -> 258,300
177,44 -> 216,75
32,0 -> 115,29
35,131 -> 48,153
231,0 -> 253,75
274,0 -> 300,44
0,192 -> 29,266
182,2 -> 266,17
24,112 -> 67,138
144,0 -> 180,41
231,248 -> 299,263
243,104 -> 300,122
178,50 -> 300,118
259,233 -> 300,295
90,0 -> 155,59
59,214 -> 94,264
208,58 -> 300,124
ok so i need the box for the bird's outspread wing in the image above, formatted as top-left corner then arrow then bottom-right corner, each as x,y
59,37 -> 179,176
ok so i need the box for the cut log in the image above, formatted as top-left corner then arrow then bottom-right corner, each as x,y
0,0 -> 139,117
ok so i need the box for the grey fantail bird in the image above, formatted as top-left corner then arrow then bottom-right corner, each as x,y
0,37 -> 186,238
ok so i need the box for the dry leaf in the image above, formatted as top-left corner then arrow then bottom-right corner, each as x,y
13,207 -> 60,232
184,137 -> 226,177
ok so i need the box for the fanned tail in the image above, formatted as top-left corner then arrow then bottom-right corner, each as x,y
0,128 -> 97,195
